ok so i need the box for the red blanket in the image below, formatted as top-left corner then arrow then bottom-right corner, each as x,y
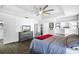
35,34 -> 53,40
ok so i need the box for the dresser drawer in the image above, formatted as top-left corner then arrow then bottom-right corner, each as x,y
19,31 -> 33,41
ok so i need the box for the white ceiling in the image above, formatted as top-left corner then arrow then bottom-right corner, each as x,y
0,5 -> 79,19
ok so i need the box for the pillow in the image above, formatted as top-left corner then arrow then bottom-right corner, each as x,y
35,34 -> 53,40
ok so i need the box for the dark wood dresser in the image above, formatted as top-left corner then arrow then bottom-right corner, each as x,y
19,31 -> 33,41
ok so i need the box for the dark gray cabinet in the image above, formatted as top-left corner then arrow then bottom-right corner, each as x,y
19,31 -> 33,41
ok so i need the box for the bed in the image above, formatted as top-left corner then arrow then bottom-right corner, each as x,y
29,34 -> 79,54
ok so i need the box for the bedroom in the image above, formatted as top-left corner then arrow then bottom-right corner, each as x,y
0,5 -> 79,54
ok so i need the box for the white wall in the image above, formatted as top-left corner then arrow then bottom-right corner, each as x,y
42,18 -> 56,35
43,23 -> 49,34
0,13 -> 38,44
65,28 -> 78,36
0,13 -> 18,44
55,15 -> 78,36
42,15 -> 79,35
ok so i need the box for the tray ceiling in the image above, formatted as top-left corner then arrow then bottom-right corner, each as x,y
0,5 -> 79,19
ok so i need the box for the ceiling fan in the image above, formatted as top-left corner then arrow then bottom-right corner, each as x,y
36,5 -> 54,16
25,5 -> 54,18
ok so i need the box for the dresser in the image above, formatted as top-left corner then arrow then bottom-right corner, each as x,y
19,31 -> 33,41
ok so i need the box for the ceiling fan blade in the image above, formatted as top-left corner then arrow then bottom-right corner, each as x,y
39,8 -> 42,11
25,17 -> 29,18
43,5 -> 48,10
44,9 -> 54,12
44,13 -> 51,14
36,13 -> 39,16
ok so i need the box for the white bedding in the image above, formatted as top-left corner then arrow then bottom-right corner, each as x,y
66,48 -> 79,54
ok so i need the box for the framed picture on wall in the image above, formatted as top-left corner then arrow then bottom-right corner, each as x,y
49,22 -> 54,30
22,25 -> 31,32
